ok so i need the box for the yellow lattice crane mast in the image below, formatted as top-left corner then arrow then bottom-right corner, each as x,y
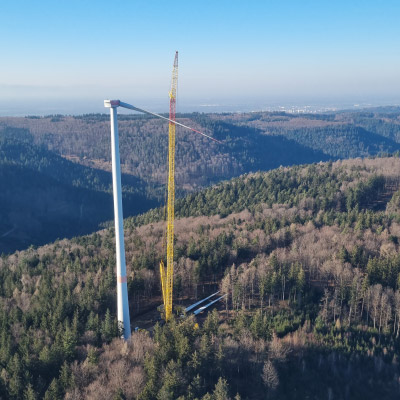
159,52 -> 220,322
160,51 -> 178,322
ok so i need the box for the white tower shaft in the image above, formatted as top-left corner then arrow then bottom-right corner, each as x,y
108,103 -> 131,340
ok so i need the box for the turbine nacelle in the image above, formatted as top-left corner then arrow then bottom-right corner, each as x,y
104,99 -> 121,108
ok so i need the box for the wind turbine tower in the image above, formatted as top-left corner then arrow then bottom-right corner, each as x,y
104,58 -> 220,340
104,99 -> 131,340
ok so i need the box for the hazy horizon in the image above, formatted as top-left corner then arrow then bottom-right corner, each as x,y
1,95 -> 399,117
1,0 -> 400,116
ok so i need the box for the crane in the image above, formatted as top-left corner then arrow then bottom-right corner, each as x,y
159,51 -> 178,322
104,53 -> 220,335
159,52 -> 221,321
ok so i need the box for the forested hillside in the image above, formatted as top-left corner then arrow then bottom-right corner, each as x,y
2,109 -> 400,187
1,109 -> 400,254
1,157 -> 400,398
0,113 -> 331,190
206,107 -> 400,158
0,128 -> 158,253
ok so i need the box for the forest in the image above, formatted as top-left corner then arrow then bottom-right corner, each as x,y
0,127 -> 159,253
1,156 -> 400,398
2,108 -> 400,253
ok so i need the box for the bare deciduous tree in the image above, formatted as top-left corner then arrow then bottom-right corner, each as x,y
262,360 -> 279,390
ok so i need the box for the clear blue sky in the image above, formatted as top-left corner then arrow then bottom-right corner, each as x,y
1,0 -> 400,114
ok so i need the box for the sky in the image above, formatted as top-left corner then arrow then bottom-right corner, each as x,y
1,0 -> 400,115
